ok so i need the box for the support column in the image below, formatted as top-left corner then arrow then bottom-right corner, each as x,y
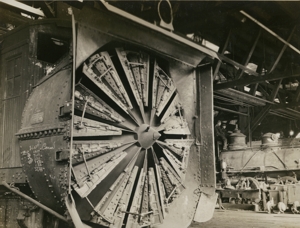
194,64 -> 217,223
196,64 -> 216,192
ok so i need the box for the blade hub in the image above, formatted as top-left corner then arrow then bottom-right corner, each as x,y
136,124 -> 161,149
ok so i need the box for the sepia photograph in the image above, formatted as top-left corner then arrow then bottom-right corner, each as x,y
0,1 -> 300,227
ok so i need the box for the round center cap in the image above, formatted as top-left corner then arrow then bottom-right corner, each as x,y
136,124 -> 161,149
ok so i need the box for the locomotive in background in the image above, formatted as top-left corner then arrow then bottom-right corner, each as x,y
0,3 -> 217,228
218,129 -> 300,213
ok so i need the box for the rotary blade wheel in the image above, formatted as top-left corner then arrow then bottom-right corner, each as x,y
71,46 -> 193,228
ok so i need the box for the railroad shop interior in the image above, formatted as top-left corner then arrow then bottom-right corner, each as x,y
0,1 -> 300,228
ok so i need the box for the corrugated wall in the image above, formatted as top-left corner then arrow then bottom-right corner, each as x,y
0,40 -> 50,168
0,21 -> 71,168
1,42 -> 30,167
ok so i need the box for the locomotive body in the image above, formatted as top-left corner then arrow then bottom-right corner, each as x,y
0,4 -> 217,228
219,133 -> 300,211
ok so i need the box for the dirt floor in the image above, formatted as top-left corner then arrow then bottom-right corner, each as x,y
189,209 -> 300,228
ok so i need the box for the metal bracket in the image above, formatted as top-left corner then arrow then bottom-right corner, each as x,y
59,101 -> 72,118
55,149 -> 70,162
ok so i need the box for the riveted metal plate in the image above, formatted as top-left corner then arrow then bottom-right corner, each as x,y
18,69 -> 71,213
0,167 -> 26,184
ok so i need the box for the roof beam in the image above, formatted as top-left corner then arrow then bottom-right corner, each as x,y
258,84 -> 270,99
237,28 -> 262,79
215,88 -> 273,106
240,10 -> 300,55
270,102 -> 300,110
249,104 -> 272,133
295,84 -> 300,102
0,0 -> 45,17
214,69 -> 300,90
214,94 -> 253,107
269,25 -> 296,73
260,81 -> 289,97
270,108 -> 300,120
214,106 -> 248,116
269,79 -> 282,101
0,8 -> 30,25
213,29 -> 231,79
276,91 -> 286,103
249,83 -> 259,96
217,54 -> 259,76
269,110 -> 298,120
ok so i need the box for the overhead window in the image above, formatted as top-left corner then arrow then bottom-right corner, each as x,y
37,33 -> 69,64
